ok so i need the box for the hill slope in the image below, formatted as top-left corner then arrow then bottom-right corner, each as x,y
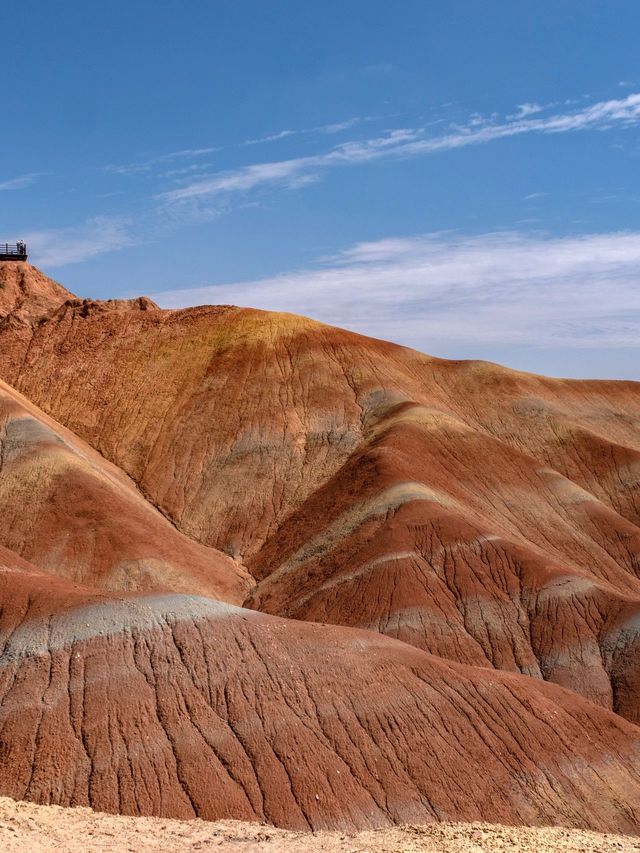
0,375 -> 251,601
1,264 -> 638,721
0,263 -> 639,834
0,559 -> 639,832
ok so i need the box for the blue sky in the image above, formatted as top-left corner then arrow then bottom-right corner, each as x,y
2,1 -> 640,378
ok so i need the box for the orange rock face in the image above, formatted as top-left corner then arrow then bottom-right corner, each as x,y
0,377 -> 251,601
0,561 -> 639,833
0,261 -> 639,832
0,262 -> 72,324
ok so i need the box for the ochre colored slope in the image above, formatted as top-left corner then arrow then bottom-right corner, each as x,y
0,277 -> 637,566
0,263 -> 639,722
0,262 -> 74,383
0,377 -> 251,602
0,543 -> 42,574
0,561 -> 639,833
0,262 -> 72,324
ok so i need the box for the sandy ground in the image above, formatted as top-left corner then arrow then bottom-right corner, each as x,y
0,799 -> 638,853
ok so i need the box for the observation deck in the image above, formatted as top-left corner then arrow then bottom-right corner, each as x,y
0,242 -> 28,261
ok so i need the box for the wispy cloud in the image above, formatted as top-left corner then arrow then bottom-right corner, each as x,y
0,174 -> 40,191
319,117 -> 364,134
153,230 -> 640,353
26,216 -> 134,267
105,147 -> 219,177
512,102 -> 545,118
244,129 -> 297,146
161,129 -> 420,201
162,92 -> 640,204
243,116 -> 369,146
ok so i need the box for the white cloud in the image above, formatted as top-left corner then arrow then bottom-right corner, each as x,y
160,92 -> 640,204
243,116 -> 368,146
244,130 -> 297,146
26,216 -> 134,267
0,174 -> 40,191
318,117 -> 364,134
160,129 -> 420,202
153,230 -> 640,352
514,102 -> 544,118
105,147 -> 219,176
162,157 -> 317,199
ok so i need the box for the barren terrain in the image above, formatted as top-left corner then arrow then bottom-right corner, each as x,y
0,261 -> 638,838
1,798 -> 639,853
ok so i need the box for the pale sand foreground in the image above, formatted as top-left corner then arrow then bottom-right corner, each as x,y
0,799 -> 638,853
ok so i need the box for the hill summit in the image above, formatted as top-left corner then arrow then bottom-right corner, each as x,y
0,261 -> 73,324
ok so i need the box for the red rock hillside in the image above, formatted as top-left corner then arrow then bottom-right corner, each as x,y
0,377 -> 251,601
0,555 -> 639,832
0,260 -> 639,833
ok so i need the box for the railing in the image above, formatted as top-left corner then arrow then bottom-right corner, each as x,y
0,242 -> 28,259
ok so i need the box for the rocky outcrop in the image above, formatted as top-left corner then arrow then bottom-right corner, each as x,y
0,262 -> 75,386
0,262 -> 72,324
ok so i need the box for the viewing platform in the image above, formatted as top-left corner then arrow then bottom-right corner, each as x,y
0,242 -> 28,261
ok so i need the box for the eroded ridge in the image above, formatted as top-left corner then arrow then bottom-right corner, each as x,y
0,377 -> 251,602
0,263 -> 640,836
0,565 -> 639,833
247,401 -> 640,722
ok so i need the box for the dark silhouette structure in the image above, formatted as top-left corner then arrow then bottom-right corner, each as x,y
0,242 -> 28,261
